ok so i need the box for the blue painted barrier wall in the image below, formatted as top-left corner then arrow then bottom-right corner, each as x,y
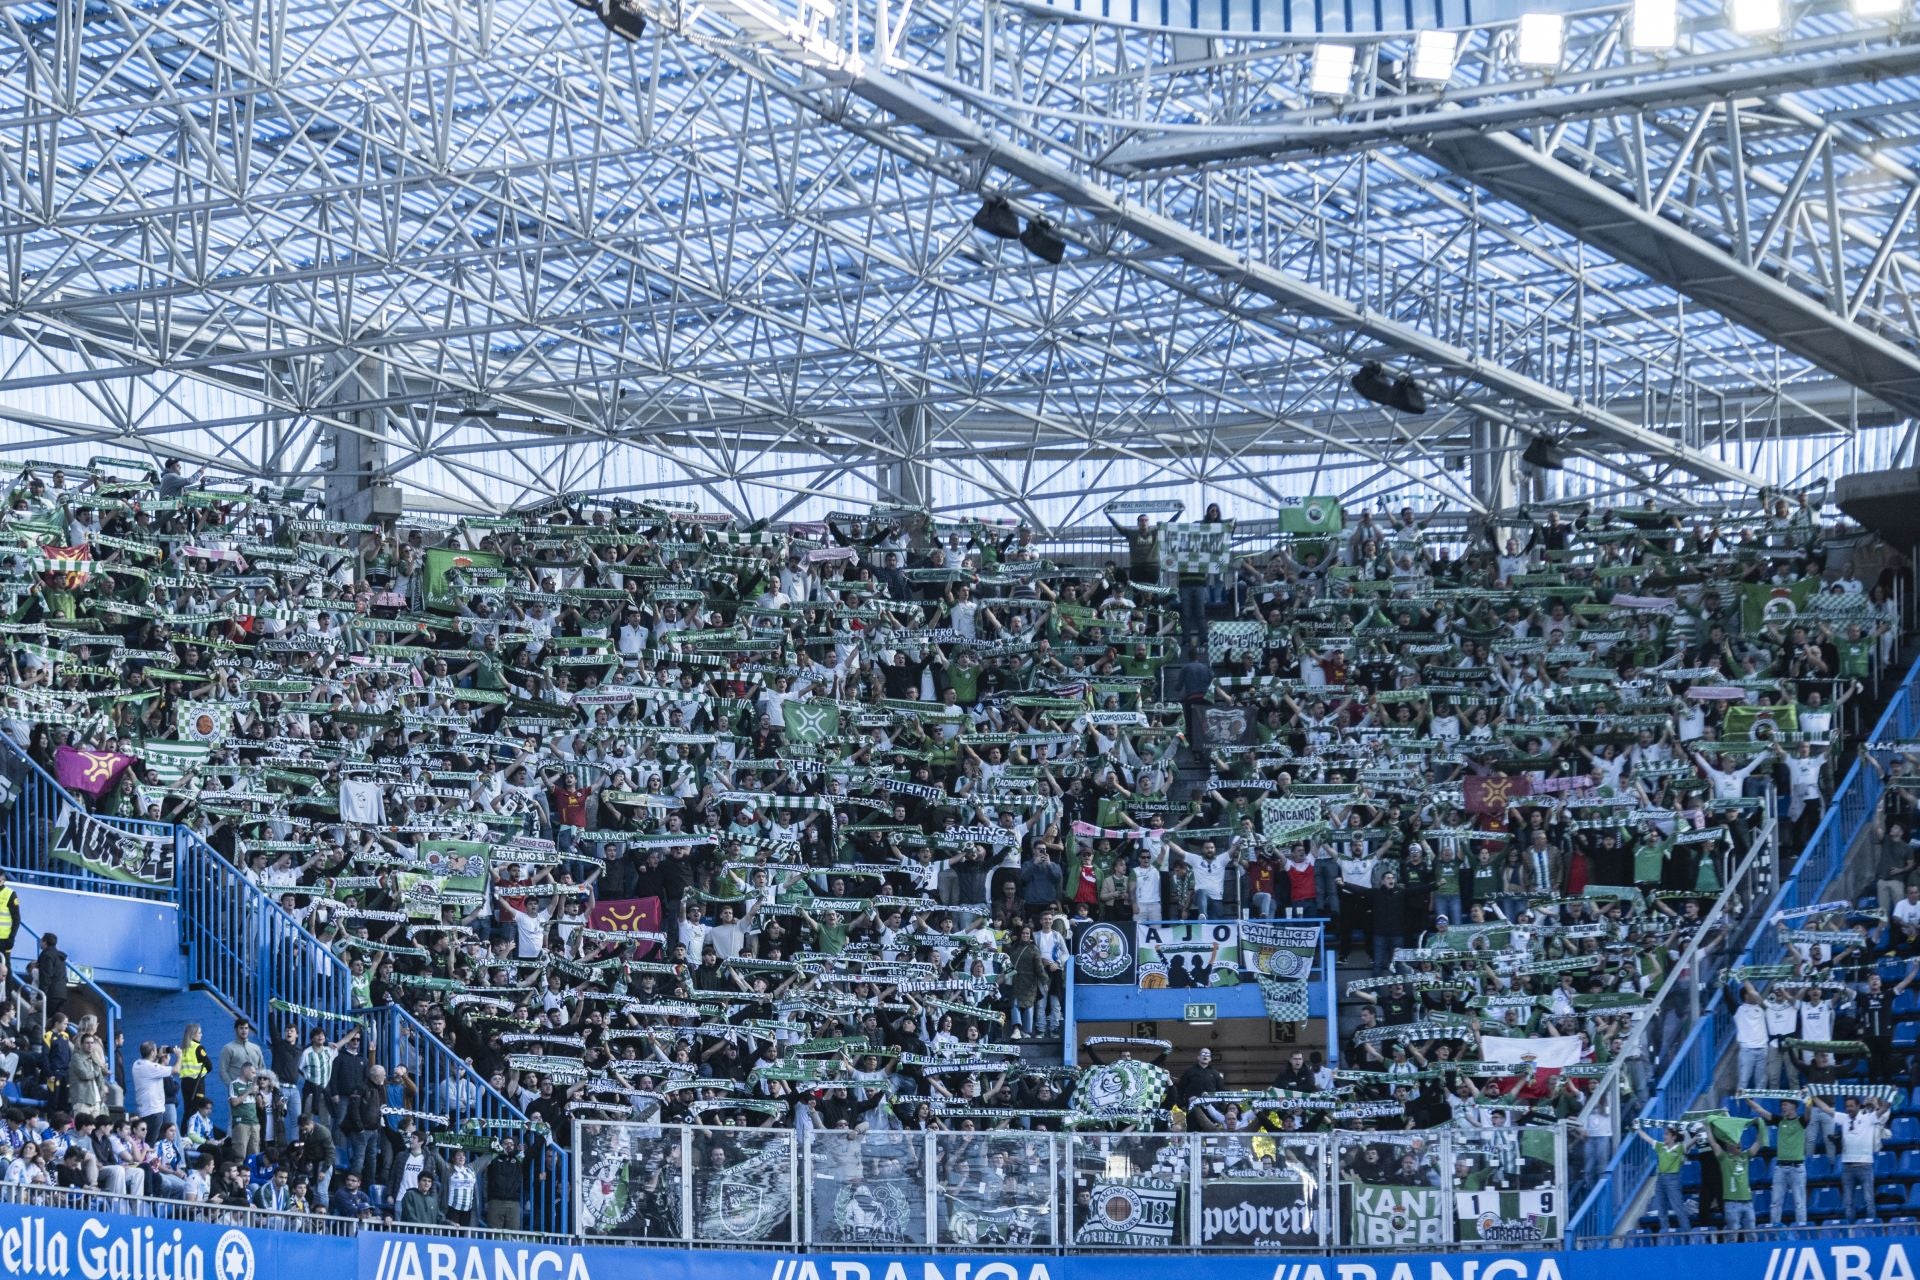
12,884 -> 183,990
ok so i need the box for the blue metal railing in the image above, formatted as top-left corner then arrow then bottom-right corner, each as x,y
174,828 -> 353,1037
0,744 -> 573,1230
359,1004 -> 573,1235
0,740 -> 176,900
9,918 -> 121,1068
1567,649 -> 1920,1238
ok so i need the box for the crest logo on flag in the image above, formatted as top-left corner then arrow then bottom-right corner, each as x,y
782,701 -> 840,745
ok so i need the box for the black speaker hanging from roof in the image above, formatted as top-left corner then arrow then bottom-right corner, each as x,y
1522,436 -> 1566,470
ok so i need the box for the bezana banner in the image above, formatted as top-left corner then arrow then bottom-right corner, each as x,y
1345,1183 -> 1448,1247
1198,1178 -> 1319,1248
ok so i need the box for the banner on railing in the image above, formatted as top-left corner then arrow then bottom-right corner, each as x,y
47,801 -> 173,885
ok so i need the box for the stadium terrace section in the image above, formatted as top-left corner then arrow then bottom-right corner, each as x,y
0,457 -> 1901,1248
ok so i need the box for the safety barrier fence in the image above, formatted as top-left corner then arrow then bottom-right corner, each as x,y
1560,814 -> 1780,1226
1567,648 -> 1920,1238
573,1121 -> 1566,1252
6,1179 -> 1917,1280
0,739 -> 572,1233
358,1003 -> 574,1237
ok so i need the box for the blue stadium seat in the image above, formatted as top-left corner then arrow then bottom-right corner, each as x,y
1895,989 -> 1920,1016
1895,1117 -> 1920,1146
1899,1150 -> 1920,1177
1896,1024 -> 1920,1048
1812,1186 -> 1843,1217
1809,1155 -> 1838,1181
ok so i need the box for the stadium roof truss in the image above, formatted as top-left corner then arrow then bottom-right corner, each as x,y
0,0 -> 1915,519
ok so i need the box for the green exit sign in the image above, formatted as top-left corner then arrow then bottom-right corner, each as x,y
1184,1003 -> 1217,1022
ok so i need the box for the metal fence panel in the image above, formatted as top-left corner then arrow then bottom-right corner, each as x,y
1196,1131 -> 1327,1249
1065,1131 -> 1191,1250
574,1118 -> 687,1240
1335,1131 -> 1451,1249
689,1126 -> 797,1246
1451,1126 -> 1565,1244
806,1128 -> 931,1248
932,1130 -> 1057,1248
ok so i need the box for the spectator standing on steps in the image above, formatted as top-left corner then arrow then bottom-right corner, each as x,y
1813,1093 -> 1892,1223
1177,1047 -> 1223,1109
1704,1117 -> 1761,1238
128,1042 -> 178,1141
216,1019 -> 263,1102
176,1024 -> 210,1122
1179,647 -> 1213,750
32,935 -> 67,1026
482,1136 -> 527,1230
0,871 -> 23,973
1743,1096 -> 1809,1228
1872,802 -> 1917,919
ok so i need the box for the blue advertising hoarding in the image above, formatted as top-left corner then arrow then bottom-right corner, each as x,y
0,1201 -> 1913,1280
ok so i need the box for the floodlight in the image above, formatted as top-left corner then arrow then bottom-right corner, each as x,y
1408,28 -> 1458,84
972,198 -> 1021,240
1630,0 -> 1677,49
1308,42 -> 1356,97
1729,0 -> 1782,35
1850,0 -> 1905,19
1514,12 -> 1564,67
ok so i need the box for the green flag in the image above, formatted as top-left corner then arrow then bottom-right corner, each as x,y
423,547 -> 508,612
1739,579 -> 1817,633
1723,703 -> 1798,741
175,702 -> 233,743
1278,496 -> 1343,534
1707,1114 -> 1753,1146
783,701 -> 841,746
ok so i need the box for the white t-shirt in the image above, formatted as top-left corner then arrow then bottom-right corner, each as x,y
1838,1110 -> 1887,1164
1734,1001 -> 1769,1050
130,1059 -> 172,1117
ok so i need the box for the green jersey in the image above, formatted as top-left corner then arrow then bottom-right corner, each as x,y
1717,1150 -> 1752,1201
1773,1117 -> 1806,1162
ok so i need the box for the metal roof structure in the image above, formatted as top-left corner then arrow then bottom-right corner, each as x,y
0,0 -> 1914,522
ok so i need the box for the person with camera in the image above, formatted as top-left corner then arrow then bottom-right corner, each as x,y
128,1041 -> 178,1142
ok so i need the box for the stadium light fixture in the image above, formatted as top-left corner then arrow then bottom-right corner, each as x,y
1630,0 -> 1678,49
1850,0 -> 1905,19
1408,28 -> 1459,84
1729,0 -> 1783,35
1514,12 -> 1564,68
1308,42 -> 1357,97
972,198 -> 1021,241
